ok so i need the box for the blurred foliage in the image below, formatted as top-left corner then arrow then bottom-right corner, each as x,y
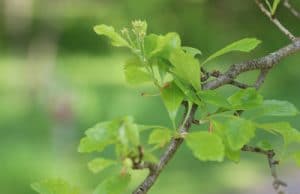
0,0 -> 300,194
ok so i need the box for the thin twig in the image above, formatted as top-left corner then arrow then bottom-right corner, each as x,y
133,104 -> 198,194
284,0 -> 300,19
203,39 -> 300,90
241,145 -> 287,194
255,0 -> 296,41
255,69 -> 269,89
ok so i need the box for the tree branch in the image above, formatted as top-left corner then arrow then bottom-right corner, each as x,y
132,104 -> 198,194
255,0 -> 296,41
241,145 -> 287,194
284,0 -> 300,19
203,39 -> 300,90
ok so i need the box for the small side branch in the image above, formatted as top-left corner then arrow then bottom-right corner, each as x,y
132,104 -> 198,194
284,0 -> 300,19
254,69 -> 269,89
203,39 -> 300,90
255,0 -> 296,41
241,145 -> 287,194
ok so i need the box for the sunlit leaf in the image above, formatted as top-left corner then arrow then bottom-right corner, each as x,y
223,117 -> 256,150
182,46 -> 202,56
94,25 -> 130,48
186,131 -> 225,162
161,82 -> 184,126
93,174 -> 131,194
211,120 -> 240,162
228,88 -> 263,110
170,49 -> 201,90
148,128 -> 172,147
124,57 -> 152,85
88,158 -> 116,174
198,90 -> 230,108
145,33 -> 181,59
252,100 -> 299,117
258,122 -> 300,146
117,116 -> 140,147
203,38 -> 261,64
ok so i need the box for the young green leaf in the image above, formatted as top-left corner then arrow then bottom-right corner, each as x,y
88,158 -> 116,174
197,90 -> 230,108
271,0 -> 281,15
265,0 -> 273,12
223,117 -> 256,150
145,32 -> 181,59
78,122 -> 116,153
182,46 -> 202,57
211,120 -> 241,162
124,57 -> 152,85
118,116 -> 140,147
161,82 -> 184,126
203,38 -> 261,64
251,100 -> 299,117
94,25 -> 130,48
148,128 -> 172,148
186,131 -> 225,162
170,49 -> 201,90
93,174 -> 131,194
78,136 -> 111,153
31,179 -> 80,194
228,88 -> 263,110
258,122 -> 300,146
256,140 -> 273,150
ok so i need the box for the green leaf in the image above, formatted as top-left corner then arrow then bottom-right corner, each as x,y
173,78 -> 201,104
170,49 -> 201,90
78,136 -> 111,153
211,120 -> 240,162
228,88 -> 263,110
124,57 -> 152,85
78,122 -> 116,153
143,150 -> 159,163
88,158 -> 116,174
265,0 -> 281,14
31,179 -> 79,194
272,0 -> 281,15
198,90 -> 230,108
145,32 -> 181,59
186,131 -> 225,162
161,82 -> 184,126
78,116 -> 140,154
148,128 -> 172,148
256,140 -> 273,150
94,25 -> 130,48
118,116 -> 140,147
265,0 -> 273,12
252,100 -> 299,117
93,174 -> 131,194
203,38 -> 261,64
258,122 -> 300,146
182,46 -> 202,57
224,117 -> 256,150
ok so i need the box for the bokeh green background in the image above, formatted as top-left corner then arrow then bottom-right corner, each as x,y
1,0 -> 300,193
